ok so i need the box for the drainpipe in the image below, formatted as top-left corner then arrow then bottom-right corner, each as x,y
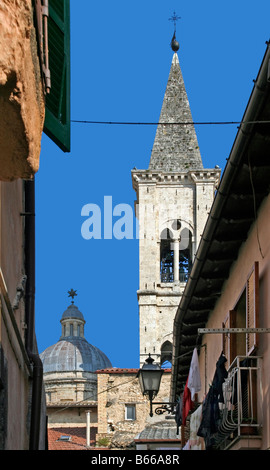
24,178 -> 44,450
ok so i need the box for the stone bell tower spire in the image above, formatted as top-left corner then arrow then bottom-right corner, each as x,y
132,30 -> 221,367
148,52 -> 203,172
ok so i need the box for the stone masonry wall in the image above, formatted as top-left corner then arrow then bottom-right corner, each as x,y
132,169 -> 220,364
0,0 -> 45,180
96,369 -> 172,449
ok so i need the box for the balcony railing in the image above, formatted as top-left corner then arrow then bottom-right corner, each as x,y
215,356 -> 262,449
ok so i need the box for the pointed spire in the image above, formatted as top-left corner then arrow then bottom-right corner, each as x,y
148,52 -> 203,172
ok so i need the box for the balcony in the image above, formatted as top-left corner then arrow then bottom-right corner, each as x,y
215,356 -> 262,450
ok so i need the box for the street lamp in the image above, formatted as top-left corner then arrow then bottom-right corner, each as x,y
137,354 -> 175,417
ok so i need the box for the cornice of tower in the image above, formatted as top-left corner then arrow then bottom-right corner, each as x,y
131,168 -> 221,191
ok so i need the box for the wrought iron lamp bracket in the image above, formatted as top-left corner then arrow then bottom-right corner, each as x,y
149,400 -> 176,416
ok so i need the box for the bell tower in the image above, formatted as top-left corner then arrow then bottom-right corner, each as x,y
132,35 -> 221,367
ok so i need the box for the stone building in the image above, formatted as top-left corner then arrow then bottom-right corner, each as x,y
40,294 -> 180,450
40,295 -> 112,432
96,367 -> 177,450
132,46 -> 221,367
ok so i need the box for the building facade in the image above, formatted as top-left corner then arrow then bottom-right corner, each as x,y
0,0 -> 70,450
0,0 -> 47,450
132,49 -> 220,367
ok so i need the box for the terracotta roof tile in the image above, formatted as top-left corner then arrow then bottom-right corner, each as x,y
96,368 -> 139,374
48,426 -> 97,450
96,368 -> 171,374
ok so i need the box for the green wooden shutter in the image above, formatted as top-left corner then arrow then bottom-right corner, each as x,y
44,0 -> 70,152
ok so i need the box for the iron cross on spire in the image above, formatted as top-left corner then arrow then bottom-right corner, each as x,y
169,11 -> 181,52
68,288 -> 77,303
169,11 -> 181,34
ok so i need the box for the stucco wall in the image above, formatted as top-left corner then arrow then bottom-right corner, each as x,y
0,180 -> 29,449
198,193 -> 270,448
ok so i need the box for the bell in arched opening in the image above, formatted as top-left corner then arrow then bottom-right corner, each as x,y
160,228 -> 174,282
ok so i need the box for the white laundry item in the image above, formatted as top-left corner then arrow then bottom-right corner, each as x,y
187,348 -> 201,400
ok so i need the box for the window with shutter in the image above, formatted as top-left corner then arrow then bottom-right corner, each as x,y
222,262 -> 259,363
44,0 -> 70,152
246,262 -> 259,355
222,310 -> 236,365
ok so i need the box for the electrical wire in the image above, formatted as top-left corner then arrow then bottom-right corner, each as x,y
50,376 -> 138,415
71,119 -> 270,126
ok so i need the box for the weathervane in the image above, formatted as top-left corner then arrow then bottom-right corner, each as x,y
169,11 -> 181,52
68,288 -> 77,303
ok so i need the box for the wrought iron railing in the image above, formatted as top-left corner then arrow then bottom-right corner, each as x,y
215,356 -> 262,448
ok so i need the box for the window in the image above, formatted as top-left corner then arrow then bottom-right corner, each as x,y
160,225 -> 192,283
160,229 -> 174,282
160,341 -> 172,367
125,404 -> 136,420
222,309 -> 236,366
246,262 -> 259,355
222,262 -> 259,365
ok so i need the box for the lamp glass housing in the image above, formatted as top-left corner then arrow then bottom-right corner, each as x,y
137,356 -> 164,399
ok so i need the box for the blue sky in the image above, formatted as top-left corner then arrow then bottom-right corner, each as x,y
35,1 -> 270,368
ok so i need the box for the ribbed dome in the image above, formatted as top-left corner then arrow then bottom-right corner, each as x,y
40,295 -> 112,373
40,337 -> 112,373
61,304 -> 84,321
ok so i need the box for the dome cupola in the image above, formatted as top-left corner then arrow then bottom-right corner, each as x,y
60,289 -> 86,339
40,289 -> 112,374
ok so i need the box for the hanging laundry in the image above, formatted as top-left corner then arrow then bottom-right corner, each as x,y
212,352 -> 228,403
182,375 -> 192,426
187,348 -> 201,400
189,404 -> 203,450
175,393 -> 183,435
197,352 -> 228,449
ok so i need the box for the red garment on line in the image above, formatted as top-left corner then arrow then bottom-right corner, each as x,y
182,375 -> 193,426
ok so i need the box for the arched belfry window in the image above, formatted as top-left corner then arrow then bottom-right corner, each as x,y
179,228 -> 192,282
160,222 -> 193,283
160,228 -> 174,282
160,341 -> 172,368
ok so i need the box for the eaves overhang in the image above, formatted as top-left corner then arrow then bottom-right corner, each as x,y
171,41 -> 270,399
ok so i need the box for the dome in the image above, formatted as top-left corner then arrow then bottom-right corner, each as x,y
40,292 -> 112,373
40,337 -> 112,373
61,303 -> 85,321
